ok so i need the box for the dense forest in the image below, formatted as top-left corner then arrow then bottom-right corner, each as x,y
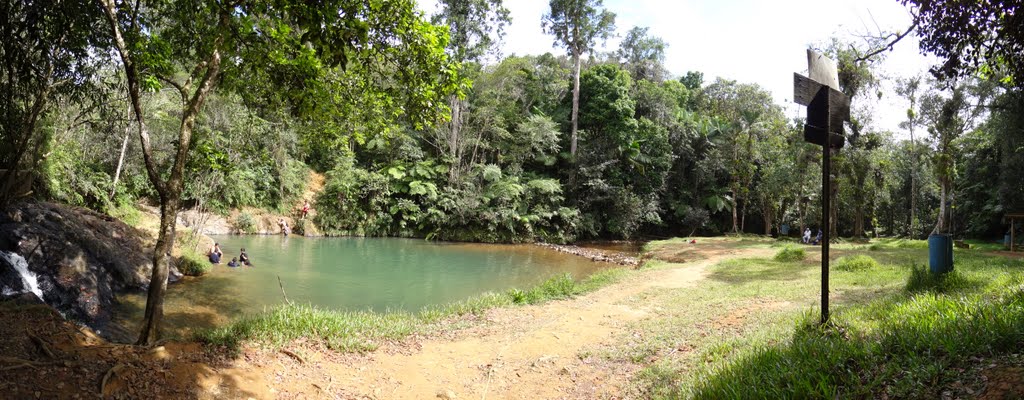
3,0 -> 1023,248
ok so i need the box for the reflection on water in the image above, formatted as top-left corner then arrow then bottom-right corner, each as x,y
110,237 -> 613,342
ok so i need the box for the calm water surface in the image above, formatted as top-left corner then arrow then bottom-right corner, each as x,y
109,236 -> 612,341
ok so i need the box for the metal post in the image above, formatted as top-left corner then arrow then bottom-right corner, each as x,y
821,92 -> 831,325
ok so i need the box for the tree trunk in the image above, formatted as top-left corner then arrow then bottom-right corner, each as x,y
909,128 -> 917,238
135,196 -> 178,344
109,120 -> 131,199
731,180 -> 739,233
933,176 -> 948,235
448,94 -> 462,182
570,51 -> 581,156
853,175 -> 866,238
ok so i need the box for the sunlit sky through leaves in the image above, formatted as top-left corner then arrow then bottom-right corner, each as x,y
418,0 -> 938,138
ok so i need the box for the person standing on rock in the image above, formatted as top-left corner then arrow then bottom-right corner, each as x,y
301,200 -> 311,220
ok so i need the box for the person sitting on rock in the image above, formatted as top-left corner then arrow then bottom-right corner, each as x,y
239,248 -> 251,266
227,257 -> 240,268
278,218 -> 290,236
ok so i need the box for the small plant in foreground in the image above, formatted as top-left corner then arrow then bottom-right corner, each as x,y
773,246 -> 806,262
834,255 -> 880,271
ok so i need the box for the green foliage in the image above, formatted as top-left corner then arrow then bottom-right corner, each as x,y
773,246 -> 806,262
234,212 -> 256,234
178,249 -> 211,277
834,254 -> 880,271
315,158 -> 579,242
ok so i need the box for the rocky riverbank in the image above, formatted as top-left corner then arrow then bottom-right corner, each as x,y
0,201 -> 181,336
535,242 -> 642,267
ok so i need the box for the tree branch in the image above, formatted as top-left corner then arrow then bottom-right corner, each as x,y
855,21 -> 919,62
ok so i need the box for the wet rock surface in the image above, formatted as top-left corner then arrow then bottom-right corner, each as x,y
0,201 -> 178,333
536,242 -> 642,267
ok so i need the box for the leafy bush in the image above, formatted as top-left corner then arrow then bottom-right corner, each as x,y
834,255 -> 880,271
773,246 -> 806,262
178,249 -> 211,276
234,212 -> 256,234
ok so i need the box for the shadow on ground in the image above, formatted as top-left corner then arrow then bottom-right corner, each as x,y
0,301 -> 258,399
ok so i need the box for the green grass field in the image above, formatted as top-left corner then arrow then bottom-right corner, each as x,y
622,237 -> 1024,399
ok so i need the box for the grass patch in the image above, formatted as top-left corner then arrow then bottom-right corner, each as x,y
177,249 -> 211,276
773,246 -> 806,262
632,237 -> 1024,399
107,202 -> 142,226
867,238 -> 929,251
904,265 -> 981,293
834,254 -> 880,271
197,267 -> 627,353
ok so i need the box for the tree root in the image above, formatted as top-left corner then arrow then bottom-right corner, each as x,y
27,330 -> 56,359
100,362 -> 127,395
0,356 -> 46,371
281,349 -> 305,364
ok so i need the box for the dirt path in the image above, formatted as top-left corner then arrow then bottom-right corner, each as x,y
223,242 -> 772,400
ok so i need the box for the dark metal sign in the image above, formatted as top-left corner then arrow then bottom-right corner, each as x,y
794,49 -> 850,324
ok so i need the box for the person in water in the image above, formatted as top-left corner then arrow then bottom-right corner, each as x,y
278,218 -> 290,236
210,243 -> 223,257
227,257 -> 240,267
239,248 -> 251,266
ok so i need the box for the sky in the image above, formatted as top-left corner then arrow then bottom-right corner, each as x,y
417,0 -> 938,135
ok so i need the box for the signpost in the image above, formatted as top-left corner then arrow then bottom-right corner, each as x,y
794,50 -> 850,324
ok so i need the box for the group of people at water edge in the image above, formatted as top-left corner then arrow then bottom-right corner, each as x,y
208,243 -> 252,268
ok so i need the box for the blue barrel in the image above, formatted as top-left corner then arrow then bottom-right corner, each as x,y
780,224 -> 790,235
928,234 -> 954,273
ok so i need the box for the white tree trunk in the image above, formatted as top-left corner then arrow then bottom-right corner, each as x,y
570,52 -> 581,156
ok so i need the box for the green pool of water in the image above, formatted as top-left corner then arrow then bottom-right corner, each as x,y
109,236 -> 612,341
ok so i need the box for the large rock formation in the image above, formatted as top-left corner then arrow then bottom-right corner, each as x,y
0,201 -> 180,332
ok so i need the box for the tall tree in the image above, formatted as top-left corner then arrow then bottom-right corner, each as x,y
616,26 -> 667,82
919,78 -> 992,235
99,0 -> 457,345
896,76 -> 923,237
542,0 -> 615,156
432,0 -> 510,181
